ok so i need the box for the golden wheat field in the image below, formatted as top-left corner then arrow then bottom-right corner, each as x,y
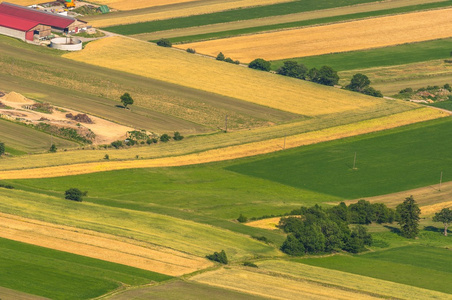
191,267 -> 383,300
2,0 -> 38,5
89,0 -> 294,27
181,8 -> 452,62
258,260 -> 452,300
64,36 -> 389,116
0,213 -> 210,276
0,108 -> 444,179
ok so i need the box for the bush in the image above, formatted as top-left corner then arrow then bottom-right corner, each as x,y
156,38 -> 172,47
186,48 -> 196,54
160,134 -> 170,142
252,235 -> 270,244
237,214 -> 248,223
104,154 -> 109,160
65,188 -> 84,202
243,261 -> 258,268
0,142 -> 4,155
216,52 -> 225,61
49,144 -> 57,153
111,140 -> 123,149
206,250 -> 228,264
173,132 -> 184,141
224,57 -> 234,63
248,58 -> 271,71
0,183 -> 14,189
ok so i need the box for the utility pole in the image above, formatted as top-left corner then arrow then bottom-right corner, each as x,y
224,115 -> 228,133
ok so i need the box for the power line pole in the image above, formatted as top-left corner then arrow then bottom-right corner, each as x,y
224,115 -> 228,133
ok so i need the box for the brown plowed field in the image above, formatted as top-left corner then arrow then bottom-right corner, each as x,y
181,8 -> 452,62
0,213 -> 211,276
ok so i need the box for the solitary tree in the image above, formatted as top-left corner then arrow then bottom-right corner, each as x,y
0,142 -> 4,156
65,188 -> 84,202
346,73 -> 371,92
49,144 -> 57,153
396,196 -> 421,238
433,208 -> 452,236
216,52 -> 225,61
248,58 -> 271,71
120,93 -> 134,108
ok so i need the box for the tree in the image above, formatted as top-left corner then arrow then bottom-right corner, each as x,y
65,188 -> 84,202
156,38 -> 172,47
49,144 -> 57,153
216,52 -> 225,61
237,214 -> 248,223
277,61 -> 307,79
160,133 -> 170,142
0,142 -> 4,156
120,92 -> 134,108
206,250 -> 228,264
307,67 -> 320,82
173,131 -> 184,141
396,196 -> 421,238
433,208 -> 452,236
317,66 -> 339,86
248,58 -> 271,71
346,73 -> 371,92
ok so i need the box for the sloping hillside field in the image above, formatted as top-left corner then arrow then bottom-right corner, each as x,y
181,8 -> 452,62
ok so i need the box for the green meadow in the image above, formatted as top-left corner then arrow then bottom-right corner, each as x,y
0,237 -> 171,299
299,245 -> 452,294
271,38 -> 452,72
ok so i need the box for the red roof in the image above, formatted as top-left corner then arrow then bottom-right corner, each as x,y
0,12 -> 40,31
0,2 -> 75,29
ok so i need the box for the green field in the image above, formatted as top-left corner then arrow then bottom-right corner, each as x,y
227,117 -> 452,199
300,245 -> 452,294
165,2 -> 452,44
271,38 -> 452,72
102,0 -> 381,35
0,237 -> 171,299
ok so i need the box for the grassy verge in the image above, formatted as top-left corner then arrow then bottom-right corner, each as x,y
299,245 -> 452,294
0,237 -> 171,299
167,2 -> 452,44
102,0 -> 381,34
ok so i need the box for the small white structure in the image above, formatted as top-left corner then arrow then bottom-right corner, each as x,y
50,37 -> 82,51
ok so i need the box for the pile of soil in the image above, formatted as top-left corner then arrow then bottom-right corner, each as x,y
3,92 -> 30,103
66,113 -> 93,124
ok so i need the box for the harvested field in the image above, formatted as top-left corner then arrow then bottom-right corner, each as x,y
89,0 -> 294,26
64,36 -> 391,116
258,260 -> 452,300
0,108 -> 444,179
181,8 -> 452,62
92,0 -> 293,11
191,267 -> 383,300
0,212 -> 209,276
4,0 -> 39,5
246,217 -> 287,230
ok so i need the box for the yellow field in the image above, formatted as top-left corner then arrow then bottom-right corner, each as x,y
257,260 -> 452,300
64,36 -> 393,116
2,0 -> 38,5
0,212 -> 210,276
181,8 -> 452,62
191,267 -> 383,300
89,0 -> 294,26
0,108 -> 445,179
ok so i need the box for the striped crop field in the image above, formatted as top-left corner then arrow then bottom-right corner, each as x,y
64,36 -> 395,116
88,0 -> 295,27
0,108 -> 445,179
257,260 -> 452,299
191,267 -> 383,299
181,8 -> 452,63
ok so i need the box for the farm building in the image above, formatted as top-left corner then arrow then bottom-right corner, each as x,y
0,2 -> 87,41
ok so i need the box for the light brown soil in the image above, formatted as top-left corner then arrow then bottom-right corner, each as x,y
0,92 -> 134,144
0,287 -> 49,300
0,212 -> 212,276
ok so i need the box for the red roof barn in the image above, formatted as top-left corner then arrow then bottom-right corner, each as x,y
0,2 -> 87,41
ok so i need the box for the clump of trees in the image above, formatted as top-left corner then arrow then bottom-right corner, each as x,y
64,188 -> 86,202
156,38 -> 172,47
216,52 -> 240,65
248,58 -> 271,71
275,60 -> 339,86
206,250 -> 228,264
432,207 -> 452,236
345,73 -> 383,97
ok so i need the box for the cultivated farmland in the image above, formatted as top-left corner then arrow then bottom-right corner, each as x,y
181,8 -> 452,62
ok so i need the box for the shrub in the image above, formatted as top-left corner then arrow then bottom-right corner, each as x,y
243,261 -> 258,268
186,48 -> 196,54
49,144 -> 57,153
156,38 -> 172,47
206,250 -> 228,264
173,131 -> 184,141
248,58 -> 271,71
65,188 -> 84,202
160,134 -> 170,142
111,140 -> 123,149
104,154 -> 109,160
216,52 -> 225,61
0,142 -> 4,155
234,60 -> 240,65
224,57 -> 234,63
0,183 -> 14,189
252,235 -> 270,244
237,214 -> 248,223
